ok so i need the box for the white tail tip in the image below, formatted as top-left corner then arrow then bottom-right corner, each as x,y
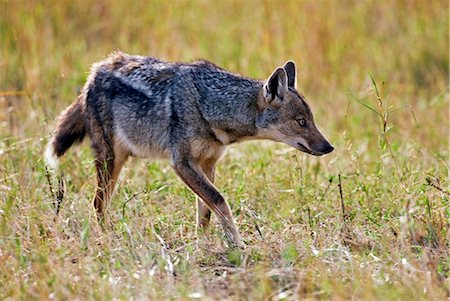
44,142 -> 59,170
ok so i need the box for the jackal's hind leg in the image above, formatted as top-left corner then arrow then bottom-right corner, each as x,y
197,199 -> 211,230
92,144 -> 128,220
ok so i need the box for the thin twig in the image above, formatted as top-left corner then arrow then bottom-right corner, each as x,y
321,176 -> 334,201
55,171 -> 65,214
254,222 -> 263,239
306,207 -> 313,229
338,174 -> 346,223
44,166 -> 55,200
426,177 -> 450,197
244,207 -> 264,239
338,174 -> 352,247
121,190 -> 147,219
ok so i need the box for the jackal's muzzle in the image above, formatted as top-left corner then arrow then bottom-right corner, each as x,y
297,139 -> 334,156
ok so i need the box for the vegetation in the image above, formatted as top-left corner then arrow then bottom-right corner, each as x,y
0,0 -> 449,299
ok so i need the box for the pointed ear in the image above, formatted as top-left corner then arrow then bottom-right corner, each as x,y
283,61 -> 296,88
263,67 -> 288,103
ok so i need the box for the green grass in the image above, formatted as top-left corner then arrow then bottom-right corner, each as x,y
1,0 -> 449,299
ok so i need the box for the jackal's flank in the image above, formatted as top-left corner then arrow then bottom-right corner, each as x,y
46,52 -> 333,247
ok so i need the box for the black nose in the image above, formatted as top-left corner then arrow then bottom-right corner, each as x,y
322,144 -> 334,154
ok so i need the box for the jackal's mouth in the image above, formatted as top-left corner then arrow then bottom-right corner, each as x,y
296,142 -> 321,156
296,142 -> 334,156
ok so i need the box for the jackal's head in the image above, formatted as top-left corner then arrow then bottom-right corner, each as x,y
256,61 -> 333,156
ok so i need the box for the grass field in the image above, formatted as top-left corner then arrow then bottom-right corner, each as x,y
1,0 -> 449,300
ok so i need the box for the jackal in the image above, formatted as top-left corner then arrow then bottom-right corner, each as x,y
45,52 -> 333,247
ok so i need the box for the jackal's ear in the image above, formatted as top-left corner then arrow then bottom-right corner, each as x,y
283,61 -> 296,88
263,67 -> 288,104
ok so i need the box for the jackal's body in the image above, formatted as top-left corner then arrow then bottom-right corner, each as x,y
46,52 -> 333,247
88,53 -> 263,160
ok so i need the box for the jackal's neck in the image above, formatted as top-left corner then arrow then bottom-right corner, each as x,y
198,78 -> 264,145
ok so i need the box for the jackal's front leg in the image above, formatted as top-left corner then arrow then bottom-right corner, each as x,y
196,160 -> 216,231
172,159 -> 244,248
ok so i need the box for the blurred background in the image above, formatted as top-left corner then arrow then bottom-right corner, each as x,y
1,1 -> 448,153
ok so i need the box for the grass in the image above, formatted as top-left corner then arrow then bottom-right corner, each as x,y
0,0 -> 449,299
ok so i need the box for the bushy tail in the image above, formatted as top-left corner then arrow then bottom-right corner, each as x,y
45,96 -> 86,170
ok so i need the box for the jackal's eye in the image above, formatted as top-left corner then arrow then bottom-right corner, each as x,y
297,118 -> 306,127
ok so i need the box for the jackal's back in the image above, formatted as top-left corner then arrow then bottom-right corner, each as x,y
84,52 -> 262,158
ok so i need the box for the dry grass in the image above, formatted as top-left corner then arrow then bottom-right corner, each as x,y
0,0 -> 449,300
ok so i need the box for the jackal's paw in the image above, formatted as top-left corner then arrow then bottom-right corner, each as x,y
233,239 -> 246,250
223,229 -> 246,249
226,238 -> 246,250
